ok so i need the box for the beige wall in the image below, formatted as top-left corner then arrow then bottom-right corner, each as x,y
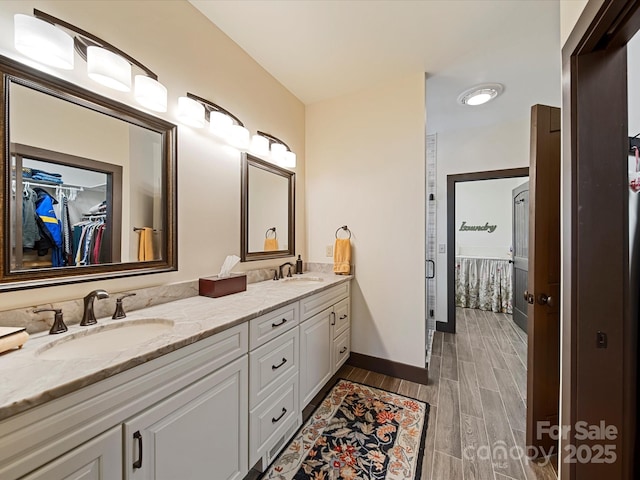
0,0 -> 305,309
306,73 -> 426,368
560,0 -> 589,46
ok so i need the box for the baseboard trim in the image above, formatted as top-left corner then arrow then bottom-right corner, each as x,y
436,322 -> 454,334
347,352 -> 429,385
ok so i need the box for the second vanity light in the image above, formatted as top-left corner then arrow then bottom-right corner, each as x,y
13,9 -> 168,112
176,93 -> 297,168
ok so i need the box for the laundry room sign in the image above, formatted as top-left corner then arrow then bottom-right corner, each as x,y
459,221 -> 497,233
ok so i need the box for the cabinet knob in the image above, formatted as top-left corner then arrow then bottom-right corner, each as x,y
272,407 -> 287,423
271,318 -> 287,328
133,431 -> 143,469
271,358 -> 288,370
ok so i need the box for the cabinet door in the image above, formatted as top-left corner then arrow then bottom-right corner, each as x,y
299,307 -> 333,408
124,356 -> 248,480
21,427 -> 121,480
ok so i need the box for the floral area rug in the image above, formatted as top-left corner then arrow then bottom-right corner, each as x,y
261,379 -> 430,480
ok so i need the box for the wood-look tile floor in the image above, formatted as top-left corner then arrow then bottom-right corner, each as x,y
244,308 -> 557,480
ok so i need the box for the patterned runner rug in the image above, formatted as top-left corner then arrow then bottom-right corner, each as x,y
261,379 -> 430,480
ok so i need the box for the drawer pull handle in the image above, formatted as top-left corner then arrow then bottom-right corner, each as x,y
272,407 -> 287,423
133,431 -> 143,469
272,318 -> 287,328
339,314 -> 348,320
272,358 -> 288,370
340,347 -> 348,354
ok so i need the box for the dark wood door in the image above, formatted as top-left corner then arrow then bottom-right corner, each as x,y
526,104 -> 561,453
512,181 -> 529,333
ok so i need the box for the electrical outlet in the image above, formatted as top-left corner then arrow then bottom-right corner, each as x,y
325,245 -> 333,257
438,244 -> 446,254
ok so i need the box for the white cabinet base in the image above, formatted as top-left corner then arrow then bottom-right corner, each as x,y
21,427 -> 122,480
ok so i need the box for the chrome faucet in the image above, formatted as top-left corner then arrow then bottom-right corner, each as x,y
278,262 -> 295,280
80,289 -> 109,326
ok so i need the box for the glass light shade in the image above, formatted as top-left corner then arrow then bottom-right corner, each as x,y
465,92 -> 493,106
134,75 -> 167,112
177,96 -> 205,128
228,124 -> 250,150
249,135 -> 270,156
281,150 -> 297,168
14,14 -> 74,70
87,46 -> 131,92
209,111 -> 233,136
270,142 -> 287,164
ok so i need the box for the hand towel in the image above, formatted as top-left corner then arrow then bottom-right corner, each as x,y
333,238 -> 351,274
264,238 -> 279,251
138,227 -> 155,261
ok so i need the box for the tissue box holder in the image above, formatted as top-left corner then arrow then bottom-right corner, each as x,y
199,273 -> 247,298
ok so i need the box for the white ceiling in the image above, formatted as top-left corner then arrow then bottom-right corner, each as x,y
190,0 -> 561,132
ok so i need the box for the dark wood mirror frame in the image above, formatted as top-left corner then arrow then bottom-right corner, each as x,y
0,54 -> 177,291
241,153 -> 295,262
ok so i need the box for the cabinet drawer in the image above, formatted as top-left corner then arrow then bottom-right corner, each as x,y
333,297 -> 350,339
300,282 -> 350,321
249,327 -> 298,409
249,303 -> 299,350
333,329 -> 351,373
249,377 -> 298,466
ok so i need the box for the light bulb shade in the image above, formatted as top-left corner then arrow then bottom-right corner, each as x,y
228,124 -> 250,150
281,150 -> 297,168
14,14 -> 74,70
209,111 -> 233,136
177,96 -> 205,128
270,142 -> 287,163
87,46 -> 131,92
457,83 -> 504,106
249,134 -> 270,156
134,75 -> 167,112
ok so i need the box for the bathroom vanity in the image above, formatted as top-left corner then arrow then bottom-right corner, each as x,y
0,273 -> 351,480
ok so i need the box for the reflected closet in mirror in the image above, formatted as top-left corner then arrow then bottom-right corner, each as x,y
0,54 -> 177,291
241,153 -> 295,261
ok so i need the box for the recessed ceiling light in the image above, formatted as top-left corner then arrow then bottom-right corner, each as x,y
457,83 -> 504,106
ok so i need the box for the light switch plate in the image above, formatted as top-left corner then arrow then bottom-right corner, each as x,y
325,245 -> 333,257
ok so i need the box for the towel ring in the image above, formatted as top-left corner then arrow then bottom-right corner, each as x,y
335,225 -> 352,239
265,227 -> 277,239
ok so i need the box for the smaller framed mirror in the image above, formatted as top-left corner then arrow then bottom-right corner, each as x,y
241,153 -> 295,261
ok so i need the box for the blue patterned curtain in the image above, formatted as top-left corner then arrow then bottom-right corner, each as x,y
455,257 -> 513,314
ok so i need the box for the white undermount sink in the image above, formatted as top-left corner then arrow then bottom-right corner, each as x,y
280,276 -> 324,284
36,318 -> 174,360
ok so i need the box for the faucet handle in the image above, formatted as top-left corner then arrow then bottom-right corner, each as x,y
112,293 -> 136,320
287,265 -> 292,277
273,269 -> 279,281
34,308 -> 68,335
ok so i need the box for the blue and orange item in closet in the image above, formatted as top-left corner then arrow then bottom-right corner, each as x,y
333,225 -> 352,275
264,227 -> 279,251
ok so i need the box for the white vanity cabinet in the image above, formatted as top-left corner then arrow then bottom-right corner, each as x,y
124,356 -> 248,480
248,303 -> 300,470
20,427 -> 122,480
299,282 -> 351,408
0,324 -> 249,480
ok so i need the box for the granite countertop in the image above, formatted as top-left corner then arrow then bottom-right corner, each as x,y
0,273 -> 351,421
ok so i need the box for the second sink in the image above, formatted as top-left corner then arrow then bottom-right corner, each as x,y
37,318 -> 174,360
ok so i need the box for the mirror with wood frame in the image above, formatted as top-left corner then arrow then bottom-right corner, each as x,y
0,54 -> 177,291
241,153 -> 295,261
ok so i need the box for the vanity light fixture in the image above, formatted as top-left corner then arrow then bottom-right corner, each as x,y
183,93 -> 250,149
255,131 -> 297,168
13,9 -> 168,112
457,83 -> 504,106
14,14 -> 74,70
177,96 -> 206,128
249,134 -> 270,156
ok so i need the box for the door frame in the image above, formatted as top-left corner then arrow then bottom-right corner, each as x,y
443,167 -> 529,334
563,1 -> 640,478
